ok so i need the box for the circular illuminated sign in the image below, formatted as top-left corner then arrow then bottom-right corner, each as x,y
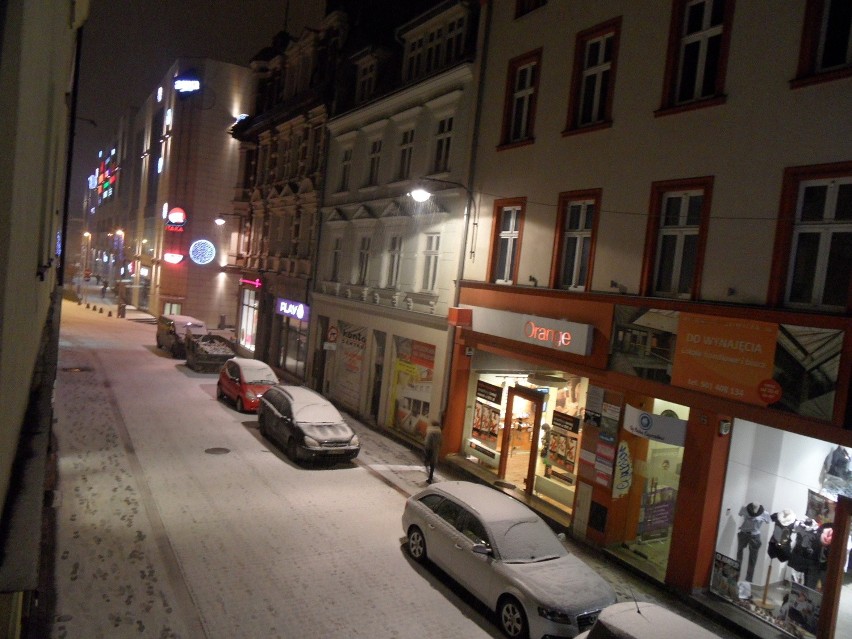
189,239 -> 216,265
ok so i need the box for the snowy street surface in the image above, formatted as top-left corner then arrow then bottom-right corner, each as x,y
50,298 -> 739,638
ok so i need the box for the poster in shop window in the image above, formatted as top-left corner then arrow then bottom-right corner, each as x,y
472,400 -> 500,447
388,337 -> 435,440
709,553 -> 740,602
335,322 -> 367,411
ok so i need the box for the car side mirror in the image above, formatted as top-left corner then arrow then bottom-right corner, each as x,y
556,532 -> 567,542
471,544 -> 492,556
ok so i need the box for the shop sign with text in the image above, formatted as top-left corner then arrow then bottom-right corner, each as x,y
463,305 -> 594,356
275,298 -> 308,321
623,404 -> 686,447
671,314 -> 778,406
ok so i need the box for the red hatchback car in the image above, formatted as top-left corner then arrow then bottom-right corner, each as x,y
217,357 -> 278,413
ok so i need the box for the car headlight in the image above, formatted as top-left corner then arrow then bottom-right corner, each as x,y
245,390 -> 257,400
303,435 -> 320,447
538,607 -> 573,624
350,434 -> 360,447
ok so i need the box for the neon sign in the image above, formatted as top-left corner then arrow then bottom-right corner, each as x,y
525,320 -> 573,348
174,78 -> 201,93
275,297 -> 308,321
240,278 -> 262,288
166,207 -> 187,231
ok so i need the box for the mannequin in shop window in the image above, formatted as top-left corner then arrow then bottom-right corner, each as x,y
768,509 -> 796,563
788,518 -> 822,589
737,503 -> 771,583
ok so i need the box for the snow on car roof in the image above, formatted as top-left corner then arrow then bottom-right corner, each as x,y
584,602 -> 722,639
232,358 -> 274,374
429,481 -> 538,524
278,385 -> 345,421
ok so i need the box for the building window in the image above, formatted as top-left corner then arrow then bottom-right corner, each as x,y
515,0 -> 547,19
660,0 -> 733,111
489,200 -> 525,284
501,50 -> 541,146
356,59 -> 377,103
339,148 -> 352,192
553,190 -> 599,290
367,139 -> 382,186
794,0 -> 852,85
445,16 -> 467,63
405,36 -> 425,81
330,236 -> 342,282
642,178 -> 713,299
567,19 -> 621,132
239,287 -> 259,352
398,129 -> 415,180
385,235 -> 402,288
422,233 -> 441,291
357,235 -> 371,285
780,170 -> 852,310
433,117 -> 453,174
425,26 -> 444,74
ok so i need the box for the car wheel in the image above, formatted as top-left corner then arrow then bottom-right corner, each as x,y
156,335 -> 162,349
216,384 -> 225,401
258,413 -> 267,437
407,526 -> 427,563
236,397 -> 244,413
498,596 -> 529,639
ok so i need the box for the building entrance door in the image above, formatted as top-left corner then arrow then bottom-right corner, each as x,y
497,385 -> 544,491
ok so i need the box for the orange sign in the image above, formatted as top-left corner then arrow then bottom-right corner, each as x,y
672,314 -> 779,406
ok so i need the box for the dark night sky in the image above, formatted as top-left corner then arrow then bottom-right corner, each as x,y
70,0 -> 326,216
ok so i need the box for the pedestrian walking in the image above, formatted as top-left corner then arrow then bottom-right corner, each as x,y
424,420 -> 443,483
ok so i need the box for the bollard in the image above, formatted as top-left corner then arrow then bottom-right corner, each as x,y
108,311 -> 113,317
99,307 -> 104,314
86,303 -> 90,309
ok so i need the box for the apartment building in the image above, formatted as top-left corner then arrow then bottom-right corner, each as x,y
441,2 -> 852,636
310,0 -> 480,439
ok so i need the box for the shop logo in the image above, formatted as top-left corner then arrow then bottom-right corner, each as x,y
276,297 -> 307,320
524,320 -> 572,348
638,412 -> 653,432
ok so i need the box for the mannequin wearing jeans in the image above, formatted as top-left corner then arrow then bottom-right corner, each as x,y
737,503 -> 771,582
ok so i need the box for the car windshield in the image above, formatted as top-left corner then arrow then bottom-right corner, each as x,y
491,517 -> 568,563
238,362 -> 277,384
294,402 -> 344,424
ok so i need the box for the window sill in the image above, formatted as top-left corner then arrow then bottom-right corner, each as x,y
654,95 -> 727,118
562,121 -> 613,137
497,138 -> 535,152
790,66 -> 852,89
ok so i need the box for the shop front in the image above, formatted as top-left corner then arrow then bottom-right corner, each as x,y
446,285 -> 852,637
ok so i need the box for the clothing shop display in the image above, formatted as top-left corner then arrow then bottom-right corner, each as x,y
737,503 -> 771,583
820,445 -> 852,498
788,518 -> 822,589
768,509 -> 796,562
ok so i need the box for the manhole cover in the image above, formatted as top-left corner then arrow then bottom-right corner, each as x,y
204,447 -> 230,455
61,366 -> 92,372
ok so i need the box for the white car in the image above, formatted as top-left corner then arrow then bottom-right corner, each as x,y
574,601 -> 722,639
402,481 -> 616,639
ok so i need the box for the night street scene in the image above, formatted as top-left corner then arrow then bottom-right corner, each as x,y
1,1 -> 851,638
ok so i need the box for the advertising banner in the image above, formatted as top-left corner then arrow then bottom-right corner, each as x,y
335,322 -> 367,411
388,337 -> 435,439
672,313 -> 779,405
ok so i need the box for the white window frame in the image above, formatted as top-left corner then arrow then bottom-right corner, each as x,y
398,129 -> 415,180
559,200 -> 595,290
421,233 -> 441,292
385,234 -> 402,289
786,177 -> 852,309
367,139 -> 382,186
330,236 -> 343,282
356,59 -> 377,103
357,235 -> 371,285
433,117 -> 453,174
578,33 -> 613,126
494,206 -> 520,284
653,190 -> 703,297
676,0 -> 724,104
339,147 -> 352,192
510,62 -> 537,142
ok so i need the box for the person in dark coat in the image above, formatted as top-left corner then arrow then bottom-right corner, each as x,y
424,420 -> 443,483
